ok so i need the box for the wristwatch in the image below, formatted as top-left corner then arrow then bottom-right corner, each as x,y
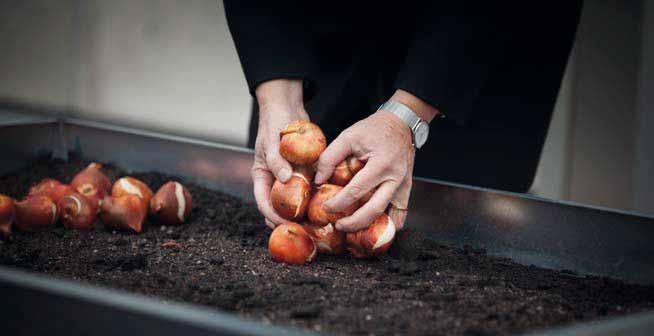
379,100 -> 430,149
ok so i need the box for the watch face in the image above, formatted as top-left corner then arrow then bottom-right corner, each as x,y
414,122 -> 429,148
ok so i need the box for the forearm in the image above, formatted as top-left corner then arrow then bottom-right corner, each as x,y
255,79 -> 307,119
389,89 -> 440,123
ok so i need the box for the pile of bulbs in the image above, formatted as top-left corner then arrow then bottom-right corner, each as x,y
0,163 -> 193,239
268,120 -> 396,265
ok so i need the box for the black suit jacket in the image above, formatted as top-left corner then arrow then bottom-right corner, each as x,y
225,2 -> 582,192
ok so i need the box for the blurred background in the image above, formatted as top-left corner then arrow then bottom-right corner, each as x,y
0,0 -> 652,215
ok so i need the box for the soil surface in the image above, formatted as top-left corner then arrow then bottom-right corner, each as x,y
1,159 -> 654,336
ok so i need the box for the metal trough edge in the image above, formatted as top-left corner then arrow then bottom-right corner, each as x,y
523,310 -> 654,336
0,266 -> 318,336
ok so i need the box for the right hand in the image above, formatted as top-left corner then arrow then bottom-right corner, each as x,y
251,79 -> 308,229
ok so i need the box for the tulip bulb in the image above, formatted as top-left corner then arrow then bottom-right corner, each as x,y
346,213 -> 396,258
271,171 -> 312,222
303,222 -> 346,254
268,223 -> 316,265
15,195 -> 58,231
100,195 -> 146,233
71,163 -> 111,209
329,156 -> 364,186
0,194 -> 15,239
112,177 -> 153,209
70,162 -> 112,193
28,178 -> 76,204
279,120 -> 326,165
150,181 -> 193,225
59,192 -> 97,230
307,184 -> 359,226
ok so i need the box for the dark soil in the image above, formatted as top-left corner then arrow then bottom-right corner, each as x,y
1,159 -> 654,336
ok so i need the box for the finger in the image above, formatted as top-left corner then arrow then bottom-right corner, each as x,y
315,132 -> 352,184
264,218 -> 276,230
265,148 -> 293,183
334,180 -> 398,232
388,171 -> 413,231
324,159 -> 387,213
252,167 -> 288,227
388,207 -> 407,231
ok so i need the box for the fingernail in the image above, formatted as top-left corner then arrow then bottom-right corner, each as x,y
314,172 -> 325,184
279,168 -> 291,182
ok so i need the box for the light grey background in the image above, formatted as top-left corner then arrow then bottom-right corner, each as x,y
0,0 -> 652,215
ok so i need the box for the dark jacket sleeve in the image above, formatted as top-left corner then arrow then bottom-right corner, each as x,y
394,3 -> 512,124
224,1 -> 317,98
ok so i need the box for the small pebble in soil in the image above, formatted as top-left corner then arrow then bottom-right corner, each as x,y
291,305 -> 322,319
208,256 -> 225,265
291,275 -> 331,288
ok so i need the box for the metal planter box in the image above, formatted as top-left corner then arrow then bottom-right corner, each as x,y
1,111 -> 653,335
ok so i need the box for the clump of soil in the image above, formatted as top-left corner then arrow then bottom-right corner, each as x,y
1,159 -> 653,336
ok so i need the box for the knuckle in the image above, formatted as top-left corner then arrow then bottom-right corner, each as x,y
376,161 -> 391,173
345,184 -> 364,202
251,165 -> 264,177
385,175 -> 402,186
370,202 -> 386,216
338,129 -> 351,140
251,167 -> 269,182
389,163 -> 406,177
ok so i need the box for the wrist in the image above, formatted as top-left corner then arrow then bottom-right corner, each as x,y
390,89 -> 439,123
255,79 -> 305,117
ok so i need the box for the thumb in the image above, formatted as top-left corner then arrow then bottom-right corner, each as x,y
266,148 -> 293,183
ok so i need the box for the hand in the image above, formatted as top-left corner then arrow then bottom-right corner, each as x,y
314,89 -> 438,232
251,79 -> 308,229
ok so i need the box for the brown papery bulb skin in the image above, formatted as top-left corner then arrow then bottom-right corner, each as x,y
329,156 -> 364,186
279,120 -> 327,165
303,222 -> 346,254
15,196 -> 59,231
112,177 -> 153,210
58,191 -> 97,230
270,171 -> 311,222
346,214 -> 396,258
150,181 -> 193,226
28,179 -> 76,205
28,178 -> 62,196
0,194 -> 15,239
100,195 -> 146,233
70,163 -> 112,193
75,183 -> 106,210
307,184 -> 359,226
268,223 -> 316,265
